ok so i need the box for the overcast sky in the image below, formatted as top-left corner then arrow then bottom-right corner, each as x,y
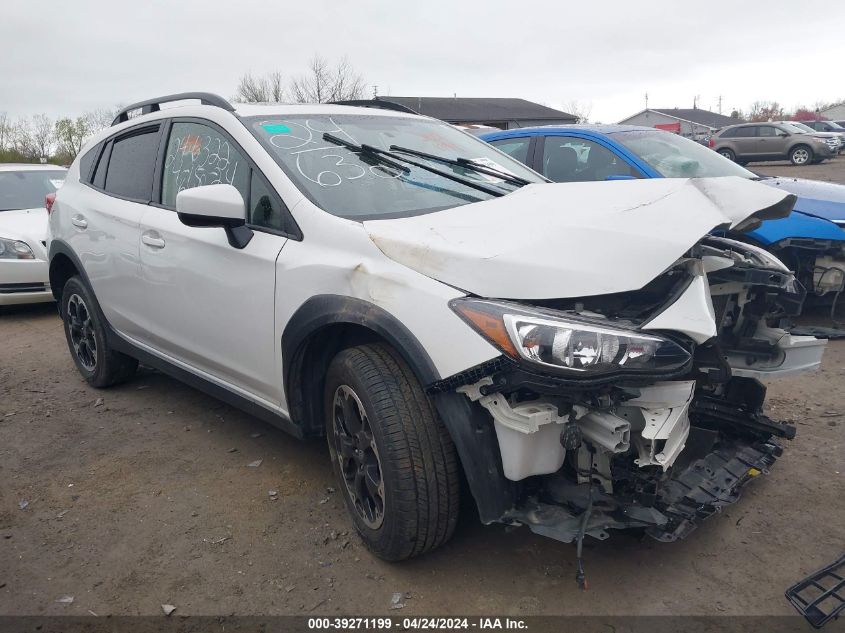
2,0 -> 842,124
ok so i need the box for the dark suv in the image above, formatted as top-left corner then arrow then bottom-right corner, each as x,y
802,120 -> 845,151
710,122 -> 836,165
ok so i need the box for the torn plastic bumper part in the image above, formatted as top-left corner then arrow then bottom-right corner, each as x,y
725,325 -> 827,379
456,370 -> 788,545
812,255 -> 845,296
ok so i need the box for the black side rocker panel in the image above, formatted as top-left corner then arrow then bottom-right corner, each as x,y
107,331 -> 305,439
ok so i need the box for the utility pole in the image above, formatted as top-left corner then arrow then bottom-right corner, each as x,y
717,95 -> 723,115
373,85 -> 378,98
645,92 -> 649,110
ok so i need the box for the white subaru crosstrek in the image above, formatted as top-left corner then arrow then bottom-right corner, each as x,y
0,163 -> 66,305
49,93 -> 825,564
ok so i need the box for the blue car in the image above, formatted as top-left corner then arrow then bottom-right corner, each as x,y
480,125 -> 845,299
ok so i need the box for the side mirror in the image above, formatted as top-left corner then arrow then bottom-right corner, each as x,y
176,184 -> 253,249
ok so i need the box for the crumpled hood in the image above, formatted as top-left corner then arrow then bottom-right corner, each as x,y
0,207 -> 48,245
364,177 -> 795,300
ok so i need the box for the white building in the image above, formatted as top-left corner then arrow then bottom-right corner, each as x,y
820,103 -> 845,121
618,107 -> 742,140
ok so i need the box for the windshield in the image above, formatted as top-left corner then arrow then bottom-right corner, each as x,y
827,121 -> 845,130
247,114 -> 543,220
612,130 -> 756,179
0,169 -> 66,212
783,122 -> 813,134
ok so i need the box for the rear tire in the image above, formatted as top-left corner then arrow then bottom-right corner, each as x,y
61,276 -> 138,388
324,343 -> 460,561
790,145 -> 813,166
718,148 -> 736,162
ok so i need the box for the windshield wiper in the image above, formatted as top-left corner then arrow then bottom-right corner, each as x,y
322,133 -> 410,174
388,145 -> 532,187
322,133 -> 504,198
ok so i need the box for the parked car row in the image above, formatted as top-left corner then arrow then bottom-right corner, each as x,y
710,121 -> 842,166
0,92 -> 838,565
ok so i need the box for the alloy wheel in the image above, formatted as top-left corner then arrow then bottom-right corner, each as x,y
67,293 -> 97,371
331,384 -> 385,529
793,148 -> 809,164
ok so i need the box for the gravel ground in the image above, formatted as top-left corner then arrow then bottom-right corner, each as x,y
1,160 -> 844,617
752,154 -> 845,182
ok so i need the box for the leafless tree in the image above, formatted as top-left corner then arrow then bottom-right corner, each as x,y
289,55 -> 365,104
0,112 -> 11,151
31,114 -> 54,159
11,117 -> 38,159
235,71 -> 286,103
563,100 -> 593,124
748,100 -> 784,122
86,107 -> 120,131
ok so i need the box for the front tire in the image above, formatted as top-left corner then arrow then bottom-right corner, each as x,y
790,145 -> 813,166
324,343 -> 460,561
718,148 -> 736,162
61,276 -> 138,387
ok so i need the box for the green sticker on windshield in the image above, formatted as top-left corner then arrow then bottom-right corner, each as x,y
262,123 -> 291,134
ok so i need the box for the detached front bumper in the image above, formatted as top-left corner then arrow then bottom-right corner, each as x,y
0,259 -> 53,305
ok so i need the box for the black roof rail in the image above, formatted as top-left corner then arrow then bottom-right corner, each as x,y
112,92 -> 235,126
330,99 -> 419,115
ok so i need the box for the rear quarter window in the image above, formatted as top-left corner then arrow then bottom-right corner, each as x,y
78,143 -> 101,183
103,126 -> 161,201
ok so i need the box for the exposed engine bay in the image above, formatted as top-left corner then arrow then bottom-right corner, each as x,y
437,236 -> 825,549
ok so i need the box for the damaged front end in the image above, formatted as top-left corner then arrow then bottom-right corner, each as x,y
431,237 -> 825,547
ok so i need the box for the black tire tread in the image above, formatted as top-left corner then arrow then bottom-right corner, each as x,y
61,276 -> 138,388
327,343 -> 459,560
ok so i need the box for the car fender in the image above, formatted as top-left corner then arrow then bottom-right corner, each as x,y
742,210 -> 845,246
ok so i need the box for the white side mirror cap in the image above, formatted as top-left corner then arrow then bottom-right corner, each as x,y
176,184 -> 245,221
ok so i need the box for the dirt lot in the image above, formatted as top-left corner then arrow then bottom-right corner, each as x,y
752,154 -> 845,182
1,160 -> 844,618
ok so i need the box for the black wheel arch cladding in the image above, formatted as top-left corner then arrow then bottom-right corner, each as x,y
282,295 -> 515,522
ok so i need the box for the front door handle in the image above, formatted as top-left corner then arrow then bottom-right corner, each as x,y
141,232 -> 166,249
71,214 -> 88,229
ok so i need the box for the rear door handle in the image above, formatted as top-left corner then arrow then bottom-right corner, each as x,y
141,232 -> 166,249
71,214 -> 88,229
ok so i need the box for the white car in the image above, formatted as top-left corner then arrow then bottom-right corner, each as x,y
49,93 -> 825,564
0,163 -> 66,305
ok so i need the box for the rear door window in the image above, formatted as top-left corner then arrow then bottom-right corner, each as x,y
161,121 -> 249,208
734,126 -> 758,138
104,126 -> 161,201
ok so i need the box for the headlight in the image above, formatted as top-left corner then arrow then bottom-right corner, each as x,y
0,237 -> 35,260
451,299 -> 692,377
